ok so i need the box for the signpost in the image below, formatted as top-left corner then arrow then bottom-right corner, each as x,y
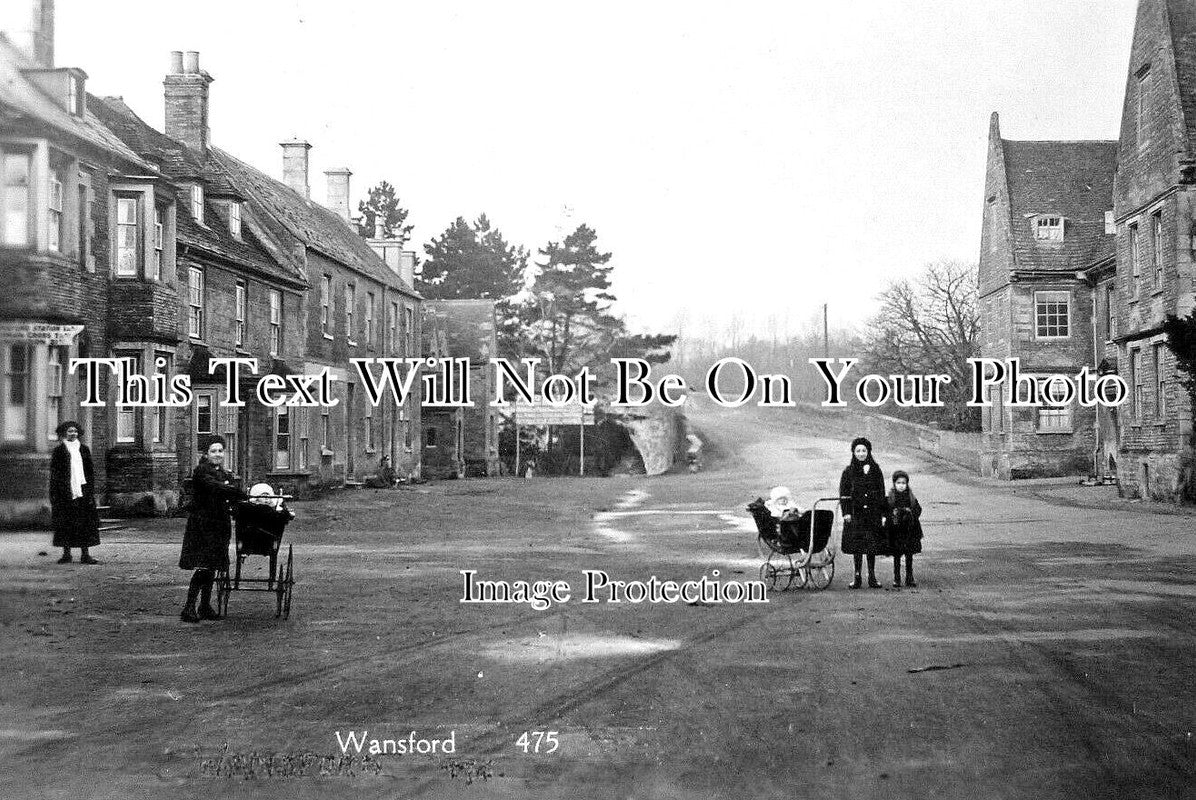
507,400 -> 596,477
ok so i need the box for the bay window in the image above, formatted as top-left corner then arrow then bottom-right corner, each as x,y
115,195 -> 140,276
269,289 -> 282,356
48,164 -> 64,252
2,344 -> 29,443
2,150 -> 32,248
188,267 -> 205,339
274,406 -> 291,470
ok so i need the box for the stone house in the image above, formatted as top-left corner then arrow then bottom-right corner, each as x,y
89,74 -> 307,510
212,142 -> 423,491
419,303 -> 464,480
1108,0 -> 1196,499
976,112 -> 1117,478
979,0 -> 1196,499
0,10 -> 169,524
423,299 -> 500,477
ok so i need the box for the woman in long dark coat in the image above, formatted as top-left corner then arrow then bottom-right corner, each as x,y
179,436 -> 246,622
839,436 -> 888,588
49,420 -> 100,564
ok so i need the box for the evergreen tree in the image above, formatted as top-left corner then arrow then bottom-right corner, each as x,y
418,214 -> 527,300
523,224 -> 675,376
355,181 -> 413,246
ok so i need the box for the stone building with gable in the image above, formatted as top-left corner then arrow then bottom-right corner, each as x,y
979,0 -> 1196,499
0,4 -> 175,524
977,114 -> 1117,478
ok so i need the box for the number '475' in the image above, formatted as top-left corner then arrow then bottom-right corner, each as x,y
515,731 -> 559,754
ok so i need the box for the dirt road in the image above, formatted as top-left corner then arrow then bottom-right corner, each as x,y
2,401 -> 1194,799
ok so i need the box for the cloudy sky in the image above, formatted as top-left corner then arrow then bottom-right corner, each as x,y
51,1 -> 1138,338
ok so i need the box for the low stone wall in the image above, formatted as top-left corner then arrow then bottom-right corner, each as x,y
793,403 -> 984,474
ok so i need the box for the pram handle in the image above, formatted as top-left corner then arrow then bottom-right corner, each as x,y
246,494 -> 293,500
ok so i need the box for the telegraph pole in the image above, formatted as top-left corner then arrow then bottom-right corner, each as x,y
823,303 -> 829,358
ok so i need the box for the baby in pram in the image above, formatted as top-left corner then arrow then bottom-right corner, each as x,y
236,483 -> 295,556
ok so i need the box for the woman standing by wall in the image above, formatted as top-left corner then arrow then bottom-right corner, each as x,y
179,436 -> 246,622
839,436 -> 888,588
49,421 -> 100,564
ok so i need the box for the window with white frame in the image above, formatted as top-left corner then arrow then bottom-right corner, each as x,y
46,346 -> 65,442
320,275 -> 332,335
115,195 -> 139,276
1104,283 -> 1116,341
234,281 -> 247,348
345,283 -> 356,342
152,205 -> 164,280
188,267 -> 205,339
1153,342 -> 1166,419
1130,223 -> 1141,298
366,291 -> 375,346
405,305 -> 414,355
1131,348 -> 1143,419
190,183 -> 204,223
115,352 -> 140,444
152,352 -> 172,445
68,74 -> 82,117
1152,211 -> 1163,289
195,394 -> 213,438
1033,215 -> 1064,241
221,405 -> 238,472
1034,291 -> 1070,339
269,289 -> 282,356
297,407 -> 309,470
77,177 -> 90,269
229,201 -> 241,239
389,301 -> 398,352
321,406 -> 330,450
1036,377 -> 1072,433
2,149 -> 33,248
48,164 -> 65,253
2,344 -> 29,443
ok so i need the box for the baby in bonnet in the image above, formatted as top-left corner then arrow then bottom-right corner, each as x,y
765,486 -> 804,521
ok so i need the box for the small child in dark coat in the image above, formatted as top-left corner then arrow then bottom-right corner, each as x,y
887,470 -> 923,587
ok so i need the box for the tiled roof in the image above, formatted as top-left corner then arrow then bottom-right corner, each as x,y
90,96 -> 303,287
211,148 -> 420,299
423,300 -> 497,360
1002,139 -> 1118,271
0,37 -> 149,169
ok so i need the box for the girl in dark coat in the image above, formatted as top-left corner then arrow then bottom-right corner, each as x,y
49,420 -> 100,564
839,436 -> 888,588
179,436 -> 246,622
887,470 -> 923,587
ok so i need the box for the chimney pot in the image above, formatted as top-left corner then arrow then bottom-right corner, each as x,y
170,51 -> 184,74
184,51 -> 199,73
374,217 -> 385,239
280,140 -> 313,200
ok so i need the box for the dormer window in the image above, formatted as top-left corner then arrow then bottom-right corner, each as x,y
1033,215 -> 1064,241
190,184 -> 204,224
229,201 -> 241,239
67,74 -> 83,117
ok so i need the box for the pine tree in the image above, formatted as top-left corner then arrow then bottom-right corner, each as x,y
418,214 -> 527,300
355,181 -> 413,246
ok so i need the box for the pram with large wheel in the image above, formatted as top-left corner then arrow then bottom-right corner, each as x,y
215,494 -> 296,619
746,496 -> 840,591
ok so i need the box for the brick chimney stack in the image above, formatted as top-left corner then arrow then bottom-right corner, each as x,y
280,140 -> 312,200
324,167 -> 352,223
164,50 -> 214,153
0,0 -> 55,67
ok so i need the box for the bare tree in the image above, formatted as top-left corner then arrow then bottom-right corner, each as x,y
861,260 -> 980,430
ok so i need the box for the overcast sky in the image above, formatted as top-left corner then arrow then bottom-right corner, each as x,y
53,0 -> 1138,338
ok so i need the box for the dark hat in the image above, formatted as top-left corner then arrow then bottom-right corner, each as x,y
850,436 -> 873,455
55,420 -> 84,438
198,434 -> 227,454
892,470 -> 910,483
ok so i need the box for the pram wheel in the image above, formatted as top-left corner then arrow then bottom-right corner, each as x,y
275,545 -> 294,619
759,562 -> 785,591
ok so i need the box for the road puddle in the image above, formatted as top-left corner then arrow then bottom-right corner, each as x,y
481,633 -> 681,662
